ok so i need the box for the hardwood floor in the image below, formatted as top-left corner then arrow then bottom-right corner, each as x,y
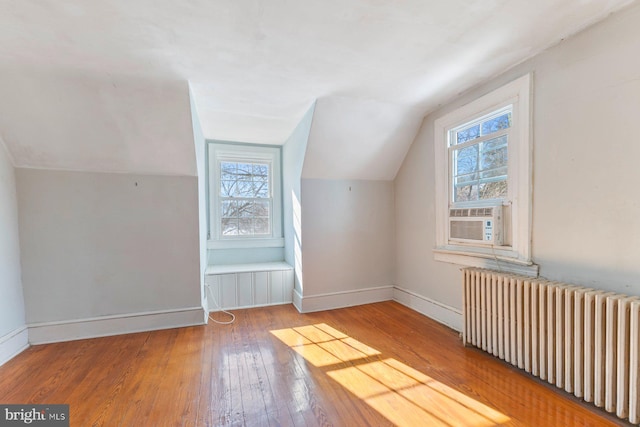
0,302 -> 624,426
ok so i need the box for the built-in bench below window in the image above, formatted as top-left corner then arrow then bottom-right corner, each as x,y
205,262 -> 294,311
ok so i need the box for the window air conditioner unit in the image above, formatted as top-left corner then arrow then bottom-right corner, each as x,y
449,206 -> 503,245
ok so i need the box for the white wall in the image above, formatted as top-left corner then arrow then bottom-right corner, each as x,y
302,96 -> 422,180
17,169 -> 202,326
189,87 -> 208,314
283,104 -> 315,293
0,138 -> 26,345
0,71 -> 196,176
301,179 -> 395,298
395,3 -> 640,326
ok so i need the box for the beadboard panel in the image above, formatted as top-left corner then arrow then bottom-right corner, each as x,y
206,267 -> 294,311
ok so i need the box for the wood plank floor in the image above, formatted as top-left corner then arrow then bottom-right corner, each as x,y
0,302 -> 625,426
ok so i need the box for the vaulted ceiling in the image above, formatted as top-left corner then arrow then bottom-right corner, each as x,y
0,0 -> 634,177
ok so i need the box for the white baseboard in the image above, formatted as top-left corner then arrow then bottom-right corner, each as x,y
296,285 -> 394,313
292,289 -> 303,312
28,307 -> 207,345
0,326 -> 29,367
393,287 -> 463,332
209,301 -> 292,312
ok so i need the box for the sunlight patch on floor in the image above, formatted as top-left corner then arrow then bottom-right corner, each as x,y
271,323 -> 510,427
270,323 -> 380,367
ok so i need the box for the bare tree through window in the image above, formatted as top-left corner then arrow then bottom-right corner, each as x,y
220,162 -> 271,236
451,111 -> 510,203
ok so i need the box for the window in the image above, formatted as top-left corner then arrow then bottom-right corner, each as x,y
434,74 -> 537,275
451,107 -> 510,204
220,161 -> 271,236
208,143 -> 283,249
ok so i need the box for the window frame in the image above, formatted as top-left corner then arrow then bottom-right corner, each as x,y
207,142 -> 283,249
433,74 -> 537,275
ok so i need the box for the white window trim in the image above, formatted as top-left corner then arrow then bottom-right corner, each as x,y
207,142 -> 283,250
434,74 -> 537,276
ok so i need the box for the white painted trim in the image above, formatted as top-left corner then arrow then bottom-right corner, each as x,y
206,261 -> 293,275
433,249 -> 539,277
296,286 -> 394,313
14,164 -> 197,178
393,287 -> 463,332
0,326 -> 29,367
209,301 -> 292,312
292,289 -> 303,312
207,237 -> 285,249
434,73 -> 532,266
208,142 -> 283,243
27,307 -> 207,345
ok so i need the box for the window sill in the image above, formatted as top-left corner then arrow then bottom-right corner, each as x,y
207,237 -> 285,250
433,247 -> 539,277
205,261 -> 293,275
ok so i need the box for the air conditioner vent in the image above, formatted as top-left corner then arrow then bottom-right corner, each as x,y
467,207 -> 494,217
449,205 -> 503,245
450,208 -> 469,217
450,207 -> 497,217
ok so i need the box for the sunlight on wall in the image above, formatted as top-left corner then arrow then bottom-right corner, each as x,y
271,323 -> 510,427
292,190 -> 303,290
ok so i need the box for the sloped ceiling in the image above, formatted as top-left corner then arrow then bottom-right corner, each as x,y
303,96 -> 423,180
0,0 -> 635,176
0,68 -> 195,175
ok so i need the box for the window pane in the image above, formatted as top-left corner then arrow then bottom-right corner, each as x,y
452,132 -> 509,203
237,163 -> 253,181
455,172 -> 477,184
254,201 -> 270,217
253,181 -> 269,198
221,218 -> 239,236
236,201 -> 254,218
456,145 -> 478,175
480,137 -> 508,171
479,180 -> 507,200
480,166 -> 507,179
481,112 -> 511,135
220,180 -> 237,197
221,200 -> 237,218
455,184 -> 478,202
253,164 -> 268,177
483,135 -> 507,151
456,124 -> 480,144
220,161 -> 270,198
253,174 -> 269,184
480,147 -> 507,171
238,218 -> 253,235
217,156 -> 273,237
235,181 -> 254,197
221,162 -> 237,180
254,218 -> 270,235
